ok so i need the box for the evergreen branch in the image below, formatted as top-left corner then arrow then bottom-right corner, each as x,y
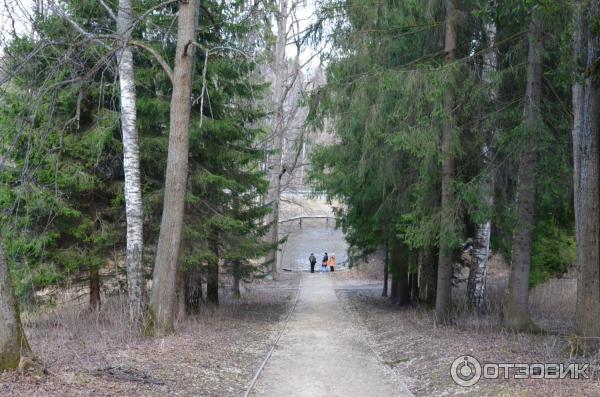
47,1 -> 113,50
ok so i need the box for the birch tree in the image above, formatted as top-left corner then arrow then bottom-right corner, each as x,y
504,13 -> 543,332
150,0 -> 198,335
467,1 -> 498,310
572,0 -> 600,353
117,0 -> 145,322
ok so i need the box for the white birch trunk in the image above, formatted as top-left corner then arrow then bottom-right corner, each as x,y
117,0 -> 145,322
467,10 -> 497,310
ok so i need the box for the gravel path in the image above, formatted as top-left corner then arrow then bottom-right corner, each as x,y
250,273 -> 413,397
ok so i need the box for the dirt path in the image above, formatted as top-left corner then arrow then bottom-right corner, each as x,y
250,273 -> 413,397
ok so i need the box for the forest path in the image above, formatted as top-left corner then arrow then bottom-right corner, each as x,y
249,273 -> 413,397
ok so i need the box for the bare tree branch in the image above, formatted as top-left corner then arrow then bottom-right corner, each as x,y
98,0 -> 118,22
47,1 -> 113,50
129,39 -> 174,83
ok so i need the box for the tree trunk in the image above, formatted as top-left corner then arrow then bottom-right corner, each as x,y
435,0 -> 458,323
89,266 -> 101,310
232,261 -> 241,299
390,277 -> 398,302
177,269 -> 185,321
0,243 -> 31,370
117,0 -> 145,323
390,238 -> 409,305
184,268 -> 203,314
382,246 -> 389,297
573,0 -> 600,354
467,4 -> 497,311
206,264 -> 219,305
418,248 -> 437,305
264,0 -> 289,275
150,0 -> 198,336
206,237 -> 219,305
409,272 -> 419,303
504,15 -> 543,332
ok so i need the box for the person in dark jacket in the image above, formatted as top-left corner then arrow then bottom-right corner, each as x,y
309,253 -> 317,273
321,252 -> 328,273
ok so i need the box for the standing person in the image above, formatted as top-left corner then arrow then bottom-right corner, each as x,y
322,252 -> 328,273
309,253 -> 317,273
329,254 -> 336,272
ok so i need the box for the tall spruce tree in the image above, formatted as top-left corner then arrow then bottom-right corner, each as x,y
311,0 -> 574,322
1,0 -> 270,330
572,0 -> 600,353
0,5 -> 122,309
504,11 -> 544,332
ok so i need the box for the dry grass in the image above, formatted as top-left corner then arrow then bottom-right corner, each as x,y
333,256 -> 600,396
0,257 -> 592,397
0,273 -> 300,396
25,296 -> 142,374
530,278 -> 577,334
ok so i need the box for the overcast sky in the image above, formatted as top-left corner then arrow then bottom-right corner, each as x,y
1,0 -> 34,45
1,0 -> 324,70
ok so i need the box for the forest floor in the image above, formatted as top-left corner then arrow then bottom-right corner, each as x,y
2,260 -> 600,396
0,273 -> 300,397
333,268 -> 600,396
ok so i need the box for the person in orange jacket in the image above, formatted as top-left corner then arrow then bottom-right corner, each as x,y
329,254 -> 335,272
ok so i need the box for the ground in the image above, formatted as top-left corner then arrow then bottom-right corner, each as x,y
332,269 -> 600,396
0,274 -> 300,396
250,273 -> 411,396
3,267 -> 597,396
1,225 -> 598,396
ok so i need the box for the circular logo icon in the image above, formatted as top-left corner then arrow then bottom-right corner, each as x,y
450,355 -> 482,387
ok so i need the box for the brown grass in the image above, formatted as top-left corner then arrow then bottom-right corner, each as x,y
334,255 -> 600,396
0,273 -> 300,396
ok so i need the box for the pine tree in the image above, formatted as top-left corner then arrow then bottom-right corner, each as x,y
131,0 -> 271,314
